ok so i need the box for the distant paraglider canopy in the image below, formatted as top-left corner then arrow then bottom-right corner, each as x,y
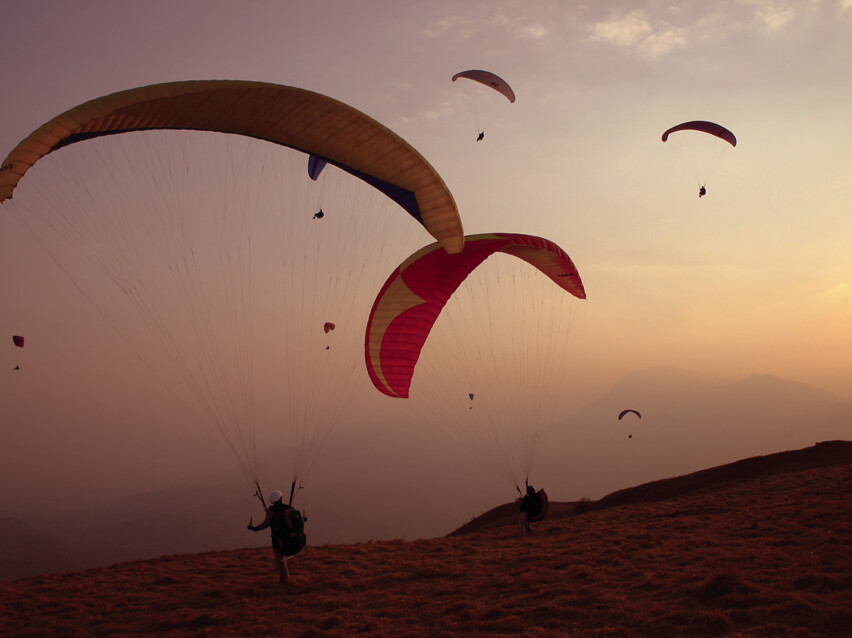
661,120 -> 736,196
452,70 -> 515,141
323,322 -> 336,334
451,70 -> 516,103
11,335 -> 24,370
307,155 -> 327,181
661,121 -> 736,147
617,409 -> 641,439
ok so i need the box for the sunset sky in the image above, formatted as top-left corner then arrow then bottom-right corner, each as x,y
1,1 -> 851,516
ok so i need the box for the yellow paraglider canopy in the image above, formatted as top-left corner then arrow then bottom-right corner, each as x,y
0,80 -> 464,254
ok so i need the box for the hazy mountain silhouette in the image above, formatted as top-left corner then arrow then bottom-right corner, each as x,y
450,440 -> 852,536
4,367 -> 850,580
537,367 -> 851,500
5,419 -> 505,579
0,518 -> 77,580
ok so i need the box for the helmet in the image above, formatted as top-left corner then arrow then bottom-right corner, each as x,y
269,490 -> 284,504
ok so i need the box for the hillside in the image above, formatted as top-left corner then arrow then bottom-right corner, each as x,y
2,442 -> 849,637
450,440 -> 852,535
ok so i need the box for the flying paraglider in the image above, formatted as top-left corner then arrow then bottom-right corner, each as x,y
452,70 -> 515,142
661,120 -> 736,197
365,232 -> 585,492
617,409 -> 641,439
323,323 -> 336,349
11,335 -> 24,370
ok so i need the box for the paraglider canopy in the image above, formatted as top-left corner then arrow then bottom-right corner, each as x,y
0,80 -> 465,254
452,70 -> 515,103
12,335 -> 24,348
308,155 -> 327,181
323,322 -> 336,334
365,232 -> 585,399
661,121 -> 736,147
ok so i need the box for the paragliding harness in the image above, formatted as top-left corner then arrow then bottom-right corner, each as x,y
255,482 -> 306,558
269,502 -> 306,557
518,483 -> 549,523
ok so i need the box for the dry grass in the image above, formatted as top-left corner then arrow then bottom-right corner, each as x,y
2,462 -> 850,637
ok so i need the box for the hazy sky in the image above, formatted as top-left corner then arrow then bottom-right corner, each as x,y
2,1 -> 851,513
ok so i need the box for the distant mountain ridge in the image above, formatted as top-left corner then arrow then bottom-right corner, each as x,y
3,367 -> 850,581
0,518 -> 77,581
537,367 -> 851,500
449,440 -> 852,536
4,456 -> 850,637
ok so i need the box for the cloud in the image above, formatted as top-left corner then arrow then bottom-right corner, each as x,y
422,5 -> 544,40
743,0 -> 796,31
422,15 -> 470,38
588,10 -> 685,57
424,100 -> 454,121
639,26 -> 687,57
523,23 -> 548,39
589,11 -> 652,46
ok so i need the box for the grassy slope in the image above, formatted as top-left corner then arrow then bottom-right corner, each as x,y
2,442 -> 850,637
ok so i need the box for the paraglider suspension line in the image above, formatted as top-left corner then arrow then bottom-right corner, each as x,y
254,482 -> 267,511
289,479 -> 308,520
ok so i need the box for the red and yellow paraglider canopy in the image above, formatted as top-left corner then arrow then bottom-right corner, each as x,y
365,232 -> 585,399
